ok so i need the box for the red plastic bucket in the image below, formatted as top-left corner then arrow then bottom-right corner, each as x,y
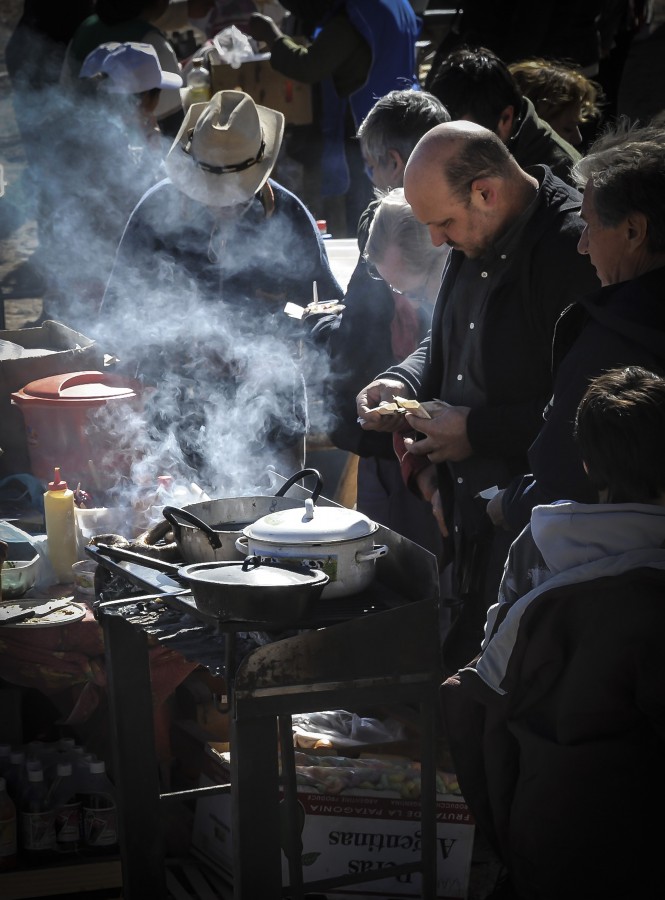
11,370 -> 140,490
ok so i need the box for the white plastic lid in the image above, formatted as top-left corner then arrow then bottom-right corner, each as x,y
28,767 -> 44,781
58,738 -> 76,751
56,762 -> 73,777
89,761 -> 106,774
245,499 -> 377,544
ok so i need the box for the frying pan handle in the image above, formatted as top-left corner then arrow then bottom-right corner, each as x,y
90,543 -> 183,576
162,506 -> 222,550
274,468 -> 323,504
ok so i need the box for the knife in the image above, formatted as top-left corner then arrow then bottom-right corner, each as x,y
0,598 -> 76,624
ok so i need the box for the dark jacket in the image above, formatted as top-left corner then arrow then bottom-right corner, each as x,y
502,265 -> 665,533
507,97 -> 581,187
388,167 -> 598,536
441,564 -> 665,899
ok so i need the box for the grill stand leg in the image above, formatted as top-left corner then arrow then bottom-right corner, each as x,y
101,611 -> 166,900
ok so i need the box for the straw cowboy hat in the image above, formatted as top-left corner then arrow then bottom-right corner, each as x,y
164,90 -> 285,207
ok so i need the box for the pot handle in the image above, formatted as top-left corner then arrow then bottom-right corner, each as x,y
274,468 -> 323,504
235,535 -> 249,555
162,506 -> 222,550
242,555 -> 262,571
355,544 -> 389,563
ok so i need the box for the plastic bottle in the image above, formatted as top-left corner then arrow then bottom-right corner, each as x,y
0,744 -> 11,779
0,777 -> 17,870
46,762 -> 81,855
19,767 -> 54,860
187,57 -> 211,104
82,761 -> 118,854
44,467 -> 78,583
5,751 -> 25,804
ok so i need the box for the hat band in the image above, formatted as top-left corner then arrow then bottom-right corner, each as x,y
183,129 -> 266,174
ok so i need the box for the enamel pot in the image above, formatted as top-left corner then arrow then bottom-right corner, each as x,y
236,498 -> 388,598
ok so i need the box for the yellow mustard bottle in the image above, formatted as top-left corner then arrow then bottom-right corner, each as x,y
44,467 -> 77,583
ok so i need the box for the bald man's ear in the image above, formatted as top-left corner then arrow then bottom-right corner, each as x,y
470,177 -> 498,207
495,105 -> 516,143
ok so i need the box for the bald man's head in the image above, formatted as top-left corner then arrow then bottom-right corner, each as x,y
403,121 -> 534,258
405,121 -> 513,199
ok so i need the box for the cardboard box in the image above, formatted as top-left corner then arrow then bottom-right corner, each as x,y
191,752 -> 475,899
209,51 -> 312,126
0,321 -> 103,477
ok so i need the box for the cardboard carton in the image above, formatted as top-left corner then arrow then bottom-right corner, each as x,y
191,747 -> 475,899
209,50 -> 312,126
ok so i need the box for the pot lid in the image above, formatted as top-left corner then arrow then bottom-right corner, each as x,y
244,499 -> 377,543
12,371 -> 136,404
179,557 -> 329,588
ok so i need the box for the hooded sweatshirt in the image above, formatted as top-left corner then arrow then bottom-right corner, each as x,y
477,500 -> 665,692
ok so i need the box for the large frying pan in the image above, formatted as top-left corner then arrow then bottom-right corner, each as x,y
161,468 -> 323,564
89,542 -> 328,628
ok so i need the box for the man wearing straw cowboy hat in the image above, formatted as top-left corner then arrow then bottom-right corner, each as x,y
98,90 -> 341,488
101,89 -> 340,318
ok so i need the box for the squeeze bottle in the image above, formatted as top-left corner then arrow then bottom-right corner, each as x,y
44,468 -> 77,583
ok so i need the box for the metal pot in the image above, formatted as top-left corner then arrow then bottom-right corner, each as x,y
179,556 -> 329,626
237,498 -> 388,598
162,468 -> 323,564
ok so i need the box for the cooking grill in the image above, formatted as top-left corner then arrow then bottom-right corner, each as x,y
90,507 -> 443,900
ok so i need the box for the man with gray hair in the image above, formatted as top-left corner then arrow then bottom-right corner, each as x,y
357,120 -> 598,671
491,121 -> 665,536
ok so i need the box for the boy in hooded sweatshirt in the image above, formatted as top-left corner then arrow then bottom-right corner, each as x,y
441,365 -> 665,900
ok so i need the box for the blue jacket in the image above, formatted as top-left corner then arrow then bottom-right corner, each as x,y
322,0 -> 420,195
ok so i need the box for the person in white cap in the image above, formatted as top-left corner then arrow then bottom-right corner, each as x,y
98,90 -> 342,486
26,39 -> 186,330
80,41 -> 183,140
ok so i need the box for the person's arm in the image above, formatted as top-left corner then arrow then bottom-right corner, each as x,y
251,14 -> 365,84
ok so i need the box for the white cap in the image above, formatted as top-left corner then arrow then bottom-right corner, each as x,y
89,761 -> 106,775
28,768 -> 44,782
56,762 -> 73,777
80,42 -> 183,94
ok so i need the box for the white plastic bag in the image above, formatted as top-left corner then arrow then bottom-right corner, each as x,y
213,25 -> 256,69
0,520 -> 55,589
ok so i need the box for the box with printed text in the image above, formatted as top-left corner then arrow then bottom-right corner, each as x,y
191,749 -> 475,899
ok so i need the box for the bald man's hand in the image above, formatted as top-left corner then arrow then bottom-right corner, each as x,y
403,403 -> 472,463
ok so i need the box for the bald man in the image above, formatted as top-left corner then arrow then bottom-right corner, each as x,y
356,122 -> 599,671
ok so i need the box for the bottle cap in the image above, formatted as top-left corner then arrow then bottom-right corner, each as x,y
89,761 -> 106,774
316,220 -> 327,233
27,767 -> 44,782
48,466 -> 68,491
58,738 -> 75,751
56,762 -> 72,777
